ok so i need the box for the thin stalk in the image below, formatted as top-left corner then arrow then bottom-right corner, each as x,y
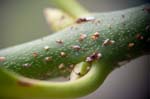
0,62 -> 113,98
50,0 -> 89,18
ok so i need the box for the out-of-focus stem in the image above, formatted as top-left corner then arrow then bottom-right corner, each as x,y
50,0 -> 89,18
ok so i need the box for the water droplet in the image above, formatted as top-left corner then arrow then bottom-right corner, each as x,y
0,56 -> 6,62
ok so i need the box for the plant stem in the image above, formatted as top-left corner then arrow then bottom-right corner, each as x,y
0,4 -> 149,79
0,61 -> 113,98
50,0 -> 89,18
0,4 -> 150,98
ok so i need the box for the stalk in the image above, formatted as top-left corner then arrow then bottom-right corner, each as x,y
0,4 -> 150,98
0,61 -> 113,98
50,0 -> 89,18
0,4 -> 149,79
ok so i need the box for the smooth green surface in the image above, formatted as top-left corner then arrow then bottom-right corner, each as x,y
50,0 -> 89,18
0,61 -> 112,98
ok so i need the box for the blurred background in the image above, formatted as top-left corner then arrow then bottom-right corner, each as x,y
0,0 -> 149,99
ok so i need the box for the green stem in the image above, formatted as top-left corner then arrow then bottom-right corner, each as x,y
0,4 -> 149,79
0,62 -> 112,98
50,0 -> 89,18
0,4 -> 150,98
70,62 -> 90,80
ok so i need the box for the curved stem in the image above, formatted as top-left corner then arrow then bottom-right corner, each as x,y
50,0 -> 89,18
0,4 -> 149,98
0,62 -> 112,98
0,4 -> 149,79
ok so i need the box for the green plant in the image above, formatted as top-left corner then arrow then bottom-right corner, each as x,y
0,0 -> 149,98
